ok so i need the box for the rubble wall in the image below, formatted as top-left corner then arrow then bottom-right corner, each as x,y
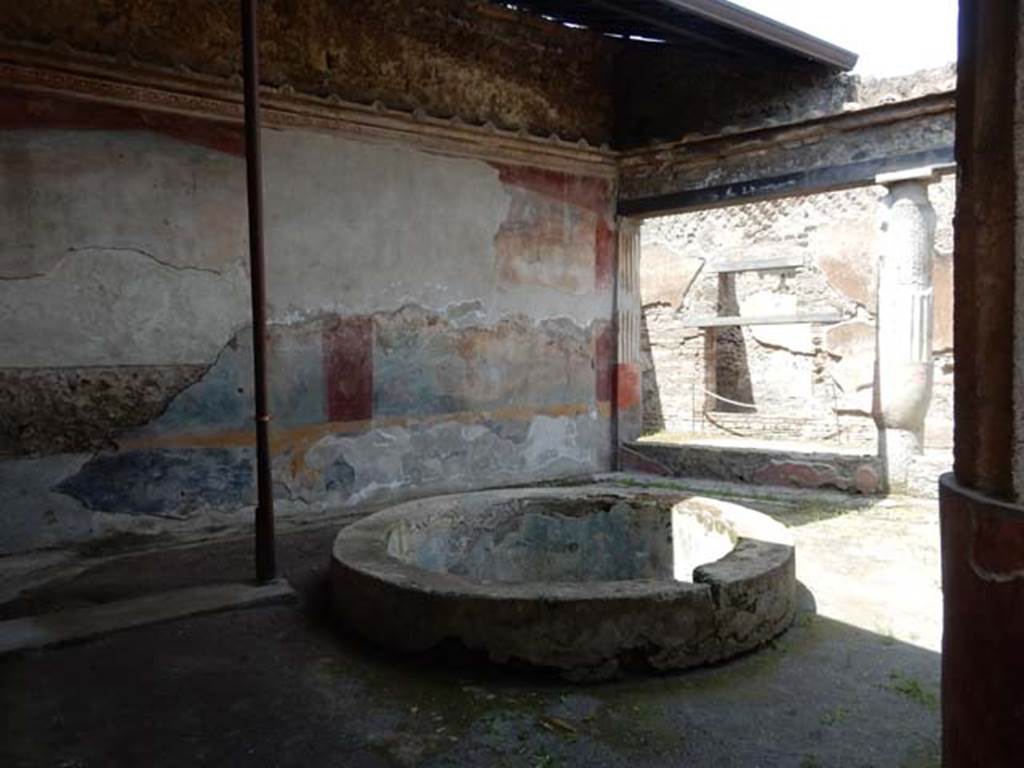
640,177 -> 955,450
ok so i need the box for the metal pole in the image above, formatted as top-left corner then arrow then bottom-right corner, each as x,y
241,0 -> 276,582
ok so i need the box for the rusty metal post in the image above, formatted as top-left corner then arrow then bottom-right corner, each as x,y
241,0 -> 276,582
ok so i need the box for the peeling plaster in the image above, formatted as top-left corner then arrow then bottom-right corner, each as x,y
261,130 -> 611,329
0,455 -> 93,554
25,301 -> 609,550
0,111 -> 615,553
0,131 -> 247,279
0,247 -> 251,367
0,364 -> 207,455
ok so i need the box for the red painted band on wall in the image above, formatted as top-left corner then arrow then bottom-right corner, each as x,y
323,316 -> 374,422
490,162 -> 613,217
615,363 -> 641,411
0,86 -> 244,156
595,323 -> 614,403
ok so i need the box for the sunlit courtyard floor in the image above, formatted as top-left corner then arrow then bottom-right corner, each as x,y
0,475 -> 941,768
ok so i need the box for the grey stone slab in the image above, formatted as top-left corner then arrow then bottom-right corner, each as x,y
679,312 -> 844,327
0,579 -> 296,656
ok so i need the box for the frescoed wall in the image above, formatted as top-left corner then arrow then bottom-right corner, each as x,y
0,88 -> 617,553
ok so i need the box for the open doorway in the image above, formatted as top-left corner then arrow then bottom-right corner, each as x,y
633,166 -> 955,498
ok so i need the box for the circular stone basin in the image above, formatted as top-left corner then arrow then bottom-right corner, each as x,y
331,485 -> 795,679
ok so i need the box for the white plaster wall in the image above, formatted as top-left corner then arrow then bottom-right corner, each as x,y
262,130 -> 610,328
0,131 -> 250,367
0,128 -> 612,372
262,130 -> 506,322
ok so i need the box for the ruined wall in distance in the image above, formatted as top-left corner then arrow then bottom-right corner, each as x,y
639,176 -> 956,451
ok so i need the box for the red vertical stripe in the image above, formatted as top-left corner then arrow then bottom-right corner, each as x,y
595,218 -> 615,290
615,363 -> 641,410
595,323 -> 614,403
323,316 -> 373,422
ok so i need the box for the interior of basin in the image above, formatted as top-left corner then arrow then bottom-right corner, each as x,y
385,496 -> 737,584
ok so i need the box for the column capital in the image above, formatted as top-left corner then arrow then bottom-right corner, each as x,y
875,165 -> 947,188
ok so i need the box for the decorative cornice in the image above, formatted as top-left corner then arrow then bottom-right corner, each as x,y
0,40 -> 617,179
0,38 -> 960,203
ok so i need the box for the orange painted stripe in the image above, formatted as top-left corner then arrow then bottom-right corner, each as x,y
118,402 -> 611,454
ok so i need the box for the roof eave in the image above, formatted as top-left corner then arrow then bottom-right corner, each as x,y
661,0 -> 859,70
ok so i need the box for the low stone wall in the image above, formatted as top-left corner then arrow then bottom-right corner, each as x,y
332,484 -> 796,679
623,442 -> 883,495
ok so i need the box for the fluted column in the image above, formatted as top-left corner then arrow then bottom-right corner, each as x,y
873,168 -> 939,493
616,218 -> 643,445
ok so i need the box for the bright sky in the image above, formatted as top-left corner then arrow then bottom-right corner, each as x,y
731,0 -> 958,75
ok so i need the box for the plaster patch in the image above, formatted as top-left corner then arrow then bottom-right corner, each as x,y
0,248 -> 250,368
262,131 -> 509,321
826,320 -> 876,408
0,455 -> 93,554
373,307 -> 594,418
523,415 -> 581,467
639,243 -> 704,307
0,130 -> 245,279
496,193 -> 600,295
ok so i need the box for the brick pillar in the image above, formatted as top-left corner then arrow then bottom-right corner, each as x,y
873,169 -> 938,493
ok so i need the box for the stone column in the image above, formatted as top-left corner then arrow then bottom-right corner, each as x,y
616,218 -> 643,445
873,168 -> 939,494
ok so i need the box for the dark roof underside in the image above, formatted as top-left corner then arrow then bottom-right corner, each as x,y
504,0 -> 858,70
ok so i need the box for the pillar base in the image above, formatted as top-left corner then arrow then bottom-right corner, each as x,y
940,473 -> 1024,767
879,427 -> 921,493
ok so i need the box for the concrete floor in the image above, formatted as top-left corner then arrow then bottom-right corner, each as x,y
0,478 -> 941,768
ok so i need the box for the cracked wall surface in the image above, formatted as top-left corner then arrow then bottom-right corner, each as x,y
0,89 -> 615,554
640,176 -> 955,450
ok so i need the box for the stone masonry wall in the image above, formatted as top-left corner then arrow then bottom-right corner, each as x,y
0,87 -> 616,554
640,176 -> 955,450
0,0 -> 617,145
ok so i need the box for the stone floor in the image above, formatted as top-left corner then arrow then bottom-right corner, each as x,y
0,476 -> 942,768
